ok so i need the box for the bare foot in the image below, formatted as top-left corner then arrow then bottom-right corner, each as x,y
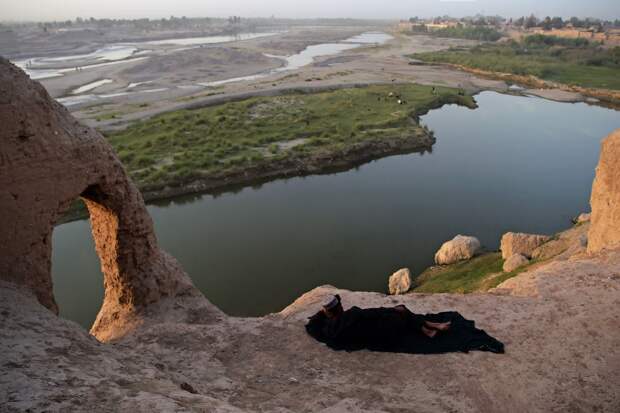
425,321 -> 451,332
421,325 -> 437,338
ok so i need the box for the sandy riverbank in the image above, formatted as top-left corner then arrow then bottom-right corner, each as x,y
65,32 -> 502,131
23,26 -> 372,100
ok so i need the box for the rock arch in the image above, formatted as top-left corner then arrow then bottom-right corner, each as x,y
0,58 -> 198,341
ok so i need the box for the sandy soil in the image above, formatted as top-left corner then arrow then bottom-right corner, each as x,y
65,32 -> 507,131
41,46 -> 286,97
241,27 -> 370,55
122,47 -> 283,83
0,22 -> 268,59
24,27 -> 373,97
524,88 -> 585,102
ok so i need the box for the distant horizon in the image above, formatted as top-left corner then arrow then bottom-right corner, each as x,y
1,0 -> 618,23
2,14 -> 619,25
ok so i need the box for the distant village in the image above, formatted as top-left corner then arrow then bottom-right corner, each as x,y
399,15 -> 620,46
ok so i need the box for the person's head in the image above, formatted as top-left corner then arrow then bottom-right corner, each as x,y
322,294 -> 343,319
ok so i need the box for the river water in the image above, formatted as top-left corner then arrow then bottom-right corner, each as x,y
52,92 -> 620,328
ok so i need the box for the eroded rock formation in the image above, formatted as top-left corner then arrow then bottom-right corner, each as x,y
0,58 -> 200,341
502,253 -> 529,272
588,129 -> 620,254
500,232 -> 550,259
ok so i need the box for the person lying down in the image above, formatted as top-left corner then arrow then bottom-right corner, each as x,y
305,295 -> 504,354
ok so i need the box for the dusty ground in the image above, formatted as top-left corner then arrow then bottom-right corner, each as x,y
2,220 -> 619,412
523,88 -> 585,102
3,26 -> 513,130
5,27 -> 369,99
0,21 -> 280,59
75,32 -> 508,131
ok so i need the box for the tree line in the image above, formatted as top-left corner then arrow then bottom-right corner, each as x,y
408,14 -> 620,31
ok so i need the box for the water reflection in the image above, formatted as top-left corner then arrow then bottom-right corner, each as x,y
52,92 -> 620,328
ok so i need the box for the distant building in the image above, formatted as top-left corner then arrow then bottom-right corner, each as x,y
529,27 -> 620,46
397,21 -> 415,32
397,19 -> 461,33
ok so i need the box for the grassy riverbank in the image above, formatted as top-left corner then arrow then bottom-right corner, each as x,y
412,35 -> 620,91
412,252 -> 539,293
413,253 -> 504,293
105,84 -> 475,195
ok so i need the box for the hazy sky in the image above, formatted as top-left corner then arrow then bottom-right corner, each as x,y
1,0 -> 619,22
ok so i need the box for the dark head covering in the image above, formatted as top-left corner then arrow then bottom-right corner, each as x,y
322,294 -> 341,312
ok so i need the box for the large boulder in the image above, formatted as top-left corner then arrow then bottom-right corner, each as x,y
388,268 -> 412,295
500,232 -> 550,259
588,129 -> 620,254
503,254 -> 529,272
434,235 -> 481,265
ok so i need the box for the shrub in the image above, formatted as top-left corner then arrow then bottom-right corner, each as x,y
135,155 -> 154,168
433,26 -> 502,42
199,158 -> 214,168
119,152 -> 135,163
148,170 -> 167,182
524,34 -> 590,48
248,153 -> 264,162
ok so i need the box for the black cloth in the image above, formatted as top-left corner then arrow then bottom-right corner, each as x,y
305,306 -> 504,354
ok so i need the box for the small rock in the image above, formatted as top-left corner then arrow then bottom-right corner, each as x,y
500,232 -> 550,259
434,235 -> 481,265
576,213 -> 591,224
180,382 -> 198,394
388,268 -> 412,295
503,254 -> 529,272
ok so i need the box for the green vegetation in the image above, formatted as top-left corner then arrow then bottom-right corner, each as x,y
413,253 -> 505,293
89,102 -> 151,122
413,252 -> 543,293
412,36 -> 620,90
95,111 -> 121,121
478,265 -> 531,291
406,24 -> 502,41
105,84 -> 474,192
523,34 -> 591,48
432,26 -> 502,42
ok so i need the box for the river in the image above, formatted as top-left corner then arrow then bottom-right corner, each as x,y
52,91 -> 620,328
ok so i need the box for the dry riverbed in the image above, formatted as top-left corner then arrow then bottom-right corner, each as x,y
45,30 -> 498,129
